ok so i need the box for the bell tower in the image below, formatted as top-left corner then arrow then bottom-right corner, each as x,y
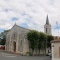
44,15 -> 51,35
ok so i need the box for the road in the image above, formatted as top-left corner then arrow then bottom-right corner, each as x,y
0,51 -> 51,60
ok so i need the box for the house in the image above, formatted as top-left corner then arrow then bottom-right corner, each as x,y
51,37 -> 60,60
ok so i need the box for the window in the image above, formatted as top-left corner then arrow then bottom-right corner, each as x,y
46,28 -> 47,33
12,32 -> 17,40
20,40 -> 23,52
6,35 -> 10,50
18,34 -> 23,52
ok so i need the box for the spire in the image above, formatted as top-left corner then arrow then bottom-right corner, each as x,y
46,15 -> 49,24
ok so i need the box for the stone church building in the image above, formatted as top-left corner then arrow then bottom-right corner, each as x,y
5,15 -> 51,55
5,24 -> 30,55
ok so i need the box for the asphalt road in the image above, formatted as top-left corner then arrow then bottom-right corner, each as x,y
0,51 -> 51,60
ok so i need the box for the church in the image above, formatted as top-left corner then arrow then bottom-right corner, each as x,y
5,15 -> 51,55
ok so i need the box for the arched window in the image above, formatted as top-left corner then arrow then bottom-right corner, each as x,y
18,34 -> 23,52
20,40 -> 23,52
12,32 -> 17,40
46,28 -> 47,33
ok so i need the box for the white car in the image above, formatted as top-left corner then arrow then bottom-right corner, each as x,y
46,52 -> 51,56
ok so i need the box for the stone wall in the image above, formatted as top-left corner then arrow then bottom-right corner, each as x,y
6,24 -> 30,55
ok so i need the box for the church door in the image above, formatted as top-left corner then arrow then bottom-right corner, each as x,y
13,41 -> 16,52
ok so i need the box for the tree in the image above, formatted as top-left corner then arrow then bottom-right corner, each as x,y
0,30 -> 9,45
0,39 -> 6,45
38,32 -> 43,54
38,32 -> 47,55
47,35 -> 54,48
27,30 -> 54,55
27,30 -> 39,54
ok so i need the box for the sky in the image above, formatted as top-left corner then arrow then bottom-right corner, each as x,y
0,0 -> 60,36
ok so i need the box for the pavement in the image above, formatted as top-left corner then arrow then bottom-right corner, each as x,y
0,50 -> 51,60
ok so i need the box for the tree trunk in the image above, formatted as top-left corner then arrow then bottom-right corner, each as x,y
38,49 -> 40,55
32,49 -> 34,55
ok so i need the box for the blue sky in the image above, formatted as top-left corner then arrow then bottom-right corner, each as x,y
0,0 -> 60,36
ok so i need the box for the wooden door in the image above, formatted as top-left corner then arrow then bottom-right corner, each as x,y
13,41 -> 16,52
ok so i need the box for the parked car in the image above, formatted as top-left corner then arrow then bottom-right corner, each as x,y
46,52 -> 51,56
0,45 -> 5,50
46,52 -> 52,58
49,53 -> 52,58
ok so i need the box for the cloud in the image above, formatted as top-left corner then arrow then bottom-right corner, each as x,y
0,0 -> 60,36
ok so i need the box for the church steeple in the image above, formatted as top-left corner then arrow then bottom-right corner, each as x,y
46,15 -> 49,24
44,15 -> 51,35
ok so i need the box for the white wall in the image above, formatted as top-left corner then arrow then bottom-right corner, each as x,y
52,43 -> 60,60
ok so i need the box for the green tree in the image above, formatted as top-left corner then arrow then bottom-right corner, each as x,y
27,30 -> 53,55
0,39 -> 6,45
27,30 -> 39,54
38,32 -> 42,54
38,32 -> 47,55
47,35 -> 54,48
0,30 -> 9,45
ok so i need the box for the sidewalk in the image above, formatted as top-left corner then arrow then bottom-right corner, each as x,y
0,50 -> 23,56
